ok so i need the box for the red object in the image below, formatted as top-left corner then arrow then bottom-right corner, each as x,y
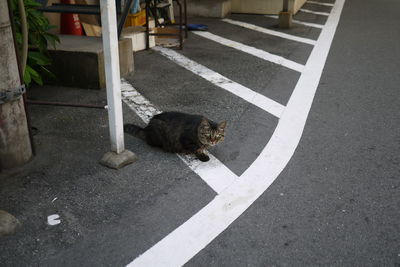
60,0 -> 83,35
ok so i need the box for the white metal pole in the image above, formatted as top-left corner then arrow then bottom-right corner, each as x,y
99,0 -> 125,154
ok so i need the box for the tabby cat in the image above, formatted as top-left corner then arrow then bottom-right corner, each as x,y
124,111 -> 227,162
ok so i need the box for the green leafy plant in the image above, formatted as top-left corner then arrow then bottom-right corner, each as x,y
11,0 -> 59,86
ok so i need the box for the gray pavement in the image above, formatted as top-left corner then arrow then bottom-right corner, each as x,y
1,0 -> 399,266
188,0 -> 400,266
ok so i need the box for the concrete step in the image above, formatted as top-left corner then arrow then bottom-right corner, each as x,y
185,0 -> 231,18
47,35 -> 134,89
184,0 -> 307,17
231,0 -> 307,15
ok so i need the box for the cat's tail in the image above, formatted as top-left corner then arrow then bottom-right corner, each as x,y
124,124 -> 146,140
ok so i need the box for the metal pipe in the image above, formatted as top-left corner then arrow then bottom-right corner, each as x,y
27,100 -> 106,109
117,0 -> 134,39
174,0 -> 183,49
145,0 -> 150,49
99,0 -> 126,154
153,0 -> 158,27
283,0 -> 289,12
184,0 -> 187,38
17,0 -> 28,74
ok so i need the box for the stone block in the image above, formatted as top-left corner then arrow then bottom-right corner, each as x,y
47,35 -> 134,89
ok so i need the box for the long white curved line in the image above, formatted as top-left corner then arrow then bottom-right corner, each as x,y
127,0 -> 345,266
222,18 -> 317,45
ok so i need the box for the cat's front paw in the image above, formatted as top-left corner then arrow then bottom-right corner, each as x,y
197,154 -> 210,162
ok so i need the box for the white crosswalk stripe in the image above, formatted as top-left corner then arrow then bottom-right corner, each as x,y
307,1 -> 334,7
265,15 -> 324,29
300,8 -> 330,16
153,46 -> 286,118
222,18 -> 317,45
193,31 -> 305,72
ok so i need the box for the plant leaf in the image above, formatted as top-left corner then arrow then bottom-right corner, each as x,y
24,67 -> 32,86
25,64 -> 43,85
12,0 -> 59,86
31,72 -> 43,85
40,66 -> 56,80
28,51 -> 51,65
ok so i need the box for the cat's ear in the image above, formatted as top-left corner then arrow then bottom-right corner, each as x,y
218,121 -> 227,131
200,118 -> 210,129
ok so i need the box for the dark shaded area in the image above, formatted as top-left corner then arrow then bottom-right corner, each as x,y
0,86 -> 215,266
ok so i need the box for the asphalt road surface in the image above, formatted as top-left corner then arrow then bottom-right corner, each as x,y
0,0 -> 399,266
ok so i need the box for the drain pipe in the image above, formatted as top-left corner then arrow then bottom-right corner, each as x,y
27,100 -> 107,109
17,0 -> 28,73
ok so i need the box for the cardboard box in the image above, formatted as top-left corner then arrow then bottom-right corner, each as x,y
122,26 -> 155,52
154,27 -> 180,38
154,27 -> 181,47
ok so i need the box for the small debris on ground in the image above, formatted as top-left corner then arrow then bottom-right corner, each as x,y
47,214 -> 61,226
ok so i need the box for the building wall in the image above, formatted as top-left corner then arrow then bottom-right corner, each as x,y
231,0 -> 306,15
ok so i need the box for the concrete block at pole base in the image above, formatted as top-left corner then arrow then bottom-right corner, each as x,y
100,150 -> 137,169
0,210 -> 21,237
279,11 -> 293,29
46,35 -> 134,89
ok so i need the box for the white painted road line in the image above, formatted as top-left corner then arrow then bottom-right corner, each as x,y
153,46 -> 286,118
307,1 -> 334,7
193,31 -> 305,73
222,18 -> 317,45
127,0 -> 345,266
265,15 -> 324,29
300,8 -> 330,16
178,154 -> 237,194
121,80 -> 162,124
121,79 -> 238,194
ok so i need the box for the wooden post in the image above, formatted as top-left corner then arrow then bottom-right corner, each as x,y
0,0 -> 32,170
